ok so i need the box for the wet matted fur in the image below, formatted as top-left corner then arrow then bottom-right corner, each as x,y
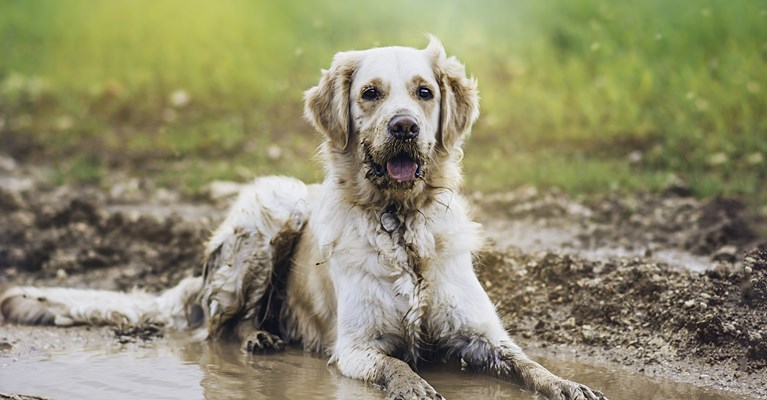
1,37 -> 606,400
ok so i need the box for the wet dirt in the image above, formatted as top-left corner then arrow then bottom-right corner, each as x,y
0,156 -> 766,399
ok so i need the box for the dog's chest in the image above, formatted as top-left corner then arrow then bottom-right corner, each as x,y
372,209 -> 437,364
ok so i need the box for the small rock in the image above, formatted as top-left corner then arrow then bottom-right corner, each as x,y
169,90 -> 190,108
0,154 -> 18,172
711,245 -> 738,262
266,145 -> 282,160
0,177 -> 34,193
683,299 -> 696,309
109,178 -> 141,201
0,341 -> 13,352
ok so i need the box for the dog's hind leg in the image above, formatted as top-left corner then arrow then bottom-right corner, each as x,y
0,276 -> 202,329
200,177 -> 308,351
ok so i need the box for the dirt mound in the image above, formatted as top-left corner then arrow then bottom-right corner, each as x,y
478,247 -> 767,374
0,184 -> 213,292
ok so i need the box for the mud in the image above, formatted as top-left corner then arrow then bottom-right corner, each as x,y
0,156 -> 766,399
0,172 -> 221,293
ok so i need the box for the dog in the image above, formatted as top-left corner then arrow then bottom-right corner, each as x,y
1,37 -> 606,400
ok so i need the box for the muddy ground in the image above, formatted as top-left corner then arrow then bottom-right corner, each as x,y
0,154 -> 765,399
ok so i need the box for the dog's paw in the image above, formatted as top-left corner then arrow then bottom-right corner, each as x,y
240,330 -> 285,353
539,377 -> 606,400
386,375 -> 444,400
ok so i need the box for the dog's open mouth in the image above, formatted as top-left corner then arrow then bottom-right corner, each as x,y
370,154 -> 422,182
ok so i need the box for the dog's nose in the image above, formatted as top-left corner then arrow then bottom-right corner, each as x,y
388,115 -> 420,140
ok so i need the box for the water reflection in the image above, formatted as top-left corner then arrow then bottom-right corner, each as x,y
185,341 -> 386,400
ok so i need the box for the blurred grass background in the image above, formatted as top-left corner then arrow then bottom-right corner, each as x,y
0,0 -> 765,205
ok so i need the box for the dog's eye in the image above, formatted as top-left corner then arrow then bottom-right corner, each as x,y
362,87 -> 380,101
417,86 -> 433,100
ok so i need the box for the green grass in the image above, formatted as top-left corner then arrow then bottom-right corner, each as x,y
1,0 -> 765,205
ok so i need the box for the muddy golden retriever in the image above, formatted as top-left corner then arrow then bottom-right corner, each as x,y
2,37 -> 606,400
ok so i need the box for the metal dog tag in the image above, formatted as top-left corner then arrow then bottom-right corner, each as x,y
381,211 -> 400,233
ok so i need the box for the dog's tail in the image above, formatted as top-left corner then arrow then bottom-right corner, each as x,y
0,276 -> 203,329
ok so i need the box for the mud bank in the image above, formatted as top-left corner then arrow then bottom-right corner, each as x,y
0,163 -> 765,398
472,188 -> 766,398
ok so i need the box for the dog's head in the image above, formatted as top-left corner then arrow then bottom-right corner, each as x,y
305,36 -> 478,206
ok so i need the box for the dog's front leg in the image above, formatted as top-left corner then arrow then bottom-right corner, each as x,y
431,254 -> 606,399
334,346 -> 443,400
458,339 -> 605,400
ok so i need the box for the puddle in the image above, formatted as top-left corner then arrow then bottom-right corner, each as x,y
0,337 -> 754,400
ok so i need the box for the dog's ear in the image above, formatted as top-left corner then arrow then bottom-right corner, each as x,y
304,51 -> 359,151
426,36 -> 479,153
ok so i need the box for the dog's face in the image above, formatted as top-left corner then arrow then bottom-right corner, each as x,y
305,37 -> 479,205
350,47 -> 440,189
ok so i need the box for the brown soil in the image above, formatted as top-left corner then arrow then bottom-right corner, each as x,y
1,156 -> 765,398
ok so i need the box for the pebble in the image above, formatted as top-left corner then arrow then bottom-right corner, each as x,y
0,154 -> 18,171
711,245 -> 738,262
267,145 -> 283,160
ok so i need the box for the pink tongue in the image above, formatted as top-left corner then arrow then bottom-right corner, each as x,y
386,157 -> 418,182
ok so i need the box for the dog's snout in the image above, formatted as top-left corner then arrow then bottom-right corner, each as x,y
388,115 -> 420,140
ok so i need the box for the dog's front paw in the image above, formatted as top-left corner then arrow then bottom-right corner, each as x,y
240,330 -> 285,353
538,377 -> 606,400
386,374 -> 444,400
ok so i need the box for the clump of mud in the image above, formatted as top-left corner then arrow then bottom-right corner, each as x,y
114,324 -> 165,343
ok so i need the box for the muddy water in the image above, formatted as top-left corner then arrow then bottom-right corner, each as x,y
0,337 -> 752,400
